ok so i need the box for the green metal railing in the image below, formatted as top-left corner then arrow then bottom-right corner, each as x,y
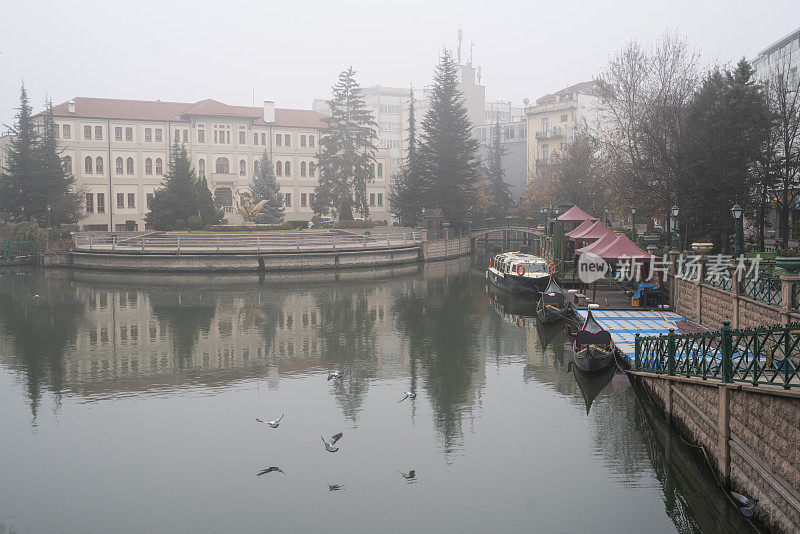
471,217 -> 541,232
739,274 -> 782,306
0,241 -> 35,263
634,321 -> 800,389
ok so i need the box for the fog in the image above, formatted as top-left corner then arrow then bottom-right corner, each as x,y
1,0 -> 798,122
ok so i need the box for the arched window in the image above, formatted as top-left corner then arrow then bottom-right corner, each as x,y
95,156 -> 103,174
116,157 -> 123,174
62,156 -> 72,173
300,161 -> 307,177
145,158 -> 153,175
254,160 -> 260,175
284,161 -> 291,177
378,163 -> 383,179
309,161 -> 316,177
239,159 -> 246,176
126,157 -> 134,174
276,161 -> 282,177
198,158 -> 204,177
84,156 -> 92,174
156,158 -> 163,175
215,157 -> 229,174
371,163 -> 376,178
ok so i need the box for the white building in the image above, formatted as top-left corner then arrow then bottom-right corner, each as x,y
22,97 -> 390,230
752,26 -> 800,86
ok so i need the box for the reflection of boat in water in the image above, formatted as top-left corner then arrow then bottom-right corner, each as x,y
486,252 -> 550,297
572,363 -> 615,414
536,276 -> 568,323
536,318 -> 565,353
486,283 -> 538,317
573,310 -> 615,372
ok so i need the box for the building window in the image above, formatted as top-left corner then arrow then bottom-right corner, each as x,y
85,156 -> 93,174
276,161 -> 282,177
284,161 -> 291,177
309,193 -> 315,206
145,128 -> 152,142
84,125 -> 91,140
86,193 -> 94,212
371,163 -> 376,178
63,155 -> 72,173
155,128 -> 162,142
300,161 -> 307,177
214,187 -> 232,208
117,193 -> 125,209
174,130 -> 180,143
301,193 -> 307,207
370,193 -> 375,207
239,130 -> 246,144
301,135 -> 306,147
95,126 -> 102,140
276,134 -> 282,146
309,161 -> 316,177
156,158 -> 163,175
377,163 -> 383,179
254,133 -> 259,145
146,193 -> 154,208
198,129 -> 205,143
63,124 -> 71,139
254,160 -> 260,175
145,158 -> 153,175
115,127 -> 123,141
128,193 -> 135,208
309,135 -> 315,148
261,133 -> 266,145
126,127 -> 133,141
561,114 -> 568,122
239,159 -> 246,176
97,193 -> 105,213
116,157 -> 123,174
284,192 -> 291,207
198,158 -> 205,177
284,134 -> 291,146
377,193 -> 383,207
95,156 -> 103,174
126,157 -> 134,174
183,129 -> 188,143
215,157 -> 229,174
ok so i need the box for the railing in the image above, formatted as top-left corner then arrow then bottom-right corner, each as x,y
634,321 -> 800,389
427,229 -> 469,241
72,231 -> 422,253
471,217 -> 542,233
1,241 -> 35,263
740,274 -> 782,306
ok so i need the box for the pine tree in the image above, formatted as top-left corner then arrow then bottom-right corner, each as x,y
196,176 -> 222,227
250,151 -> 285,224
417,50 -> 481,226
0,83 -> 39,221
484,121 -> 512,218
389,86 -> 424,226
145,142 -> 211,230
313,66 -> 378,220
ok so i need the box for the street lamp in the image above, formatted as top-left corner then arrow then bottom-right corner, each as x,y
731,204 -> 743,257
630,205 -> 637,240
20,205 -> 24,222
670,205 -> 679,251
47,204 -> 51,228
604,206 -> 610,226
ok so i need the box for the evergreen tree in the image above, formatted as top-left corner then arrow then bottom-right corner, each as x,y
313,66 -> 377,220
483,120 -> 512,218
0,83 -> 39,221
389,86 -> 424,226
196,176 -> 223,227
417,50 -> 481,226
250,151 -> 284,224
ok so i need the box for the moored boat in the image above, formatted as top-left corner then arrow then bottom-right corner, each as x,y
486,252 -> 550,297
572,310 -> 615,372
536,276 -> 568,323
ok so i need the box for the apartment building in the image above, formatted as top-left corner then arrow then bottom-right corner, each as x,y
34,97 -> 390,230
474,121 -> 527,202
752,26 -> 800,85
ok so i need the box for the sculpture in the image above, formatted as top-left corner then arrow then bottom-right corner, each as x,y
237,191 -> 268,223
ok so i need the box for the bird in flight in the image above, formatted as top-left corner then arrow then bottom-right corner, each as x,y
327,371 -> 342,381
397,391 -> 417,403
256,414 -> 284,428
256,466 -> 284,476
321,432 -> 343,452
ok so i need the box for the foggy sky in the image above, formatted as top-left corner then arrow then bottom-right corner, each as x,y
1,0 -> 799,125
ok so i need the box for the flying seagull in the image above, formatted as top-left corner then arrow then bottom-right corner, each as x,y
256,414 -> 284,428
321,432 -> 343,452
32,294 -> 40,299
397,391 -> 417,403
256,466 -> 284,476
327,371 -> 342,381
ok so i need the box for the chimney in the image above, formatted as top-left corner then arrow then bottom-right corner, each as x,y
67,100 -> 76,114
263,100 -> 275,123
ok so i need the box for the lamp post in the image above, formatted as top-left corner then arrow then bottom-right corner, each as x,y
731,204 -> 743,258
20,205 -> 24,222
47,204 -> 51,228
630,205 -> 637,240
604,205 -> 610,227
670,205 -> 679,251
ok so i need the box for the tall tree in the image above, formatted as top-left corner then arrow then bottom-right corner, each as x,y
0,83 -> 38,221
483,121 -> 512,218
250,151 -> 285,224
417,50 -> 481,226
389,86 -> 424,226
312,67 -> 377,220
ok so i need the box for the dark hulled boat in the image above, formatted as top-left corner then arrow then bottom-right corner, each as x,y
572,310 -> 615,372
536,276 -> 568,323
486,252 -> 550,297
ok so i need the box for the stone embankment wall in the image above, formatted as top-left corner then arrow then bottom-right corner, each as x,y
633,373 -> 800,533
421,237 -> 471,261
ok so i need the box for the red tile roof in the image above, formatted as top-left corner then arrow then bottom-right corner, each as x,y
536,80 -> 600,105
49,97 -> 327,128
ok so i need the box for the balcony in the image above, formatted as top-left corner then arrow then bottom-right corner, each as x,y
535,127 -> 563,140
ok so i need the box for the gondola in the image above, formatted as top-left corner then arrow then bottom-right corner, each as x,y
536,276 -> 568,323
486,252 -> 550,297
572,310 -> 615,372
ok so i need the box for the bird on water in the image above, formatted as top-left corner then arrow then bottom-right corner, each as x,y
256,414 -> 284,428
327,371 -> 342,381
397,391 -> 416,402
322,432 -> 343,452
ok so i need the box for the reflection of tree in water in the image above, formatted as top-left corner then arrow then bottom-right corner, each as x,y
314,284 -> 379,422
0,270 -> 85,418
393,270 -> 484,452
149,290 -> 217,369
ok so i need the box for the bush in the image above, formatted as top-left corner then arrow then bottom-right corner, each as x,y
334,220 -> 375,229
311,214 -> 322,225
12,221 -> 40,241
173,218 -> 185,230
288,220 -> 309,230
187,215 -> 203,230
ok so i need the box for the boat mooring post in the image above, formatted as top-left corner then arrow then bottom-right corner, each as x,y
667,329 -> 676,376
634,333 -> 641,371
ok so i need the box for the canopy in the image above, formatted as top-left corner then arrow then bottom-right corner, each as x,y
591,233 -> 653,261
576,232 -> 618,254
568,220 -> 613,241
564,219 -> 595,238
556,205 -> 598,223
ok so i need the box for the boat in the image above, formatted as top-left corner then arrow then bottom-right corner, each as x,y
572,364 -> 615,414
486,252 -> 550,297
536,276 -> 568,323
572,310 -> 615,372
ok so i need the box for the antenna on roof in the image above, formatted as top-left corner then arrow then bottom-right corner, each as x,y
252,88 -> 255,107
469,41 -> 474,65
457,28 -> 463,64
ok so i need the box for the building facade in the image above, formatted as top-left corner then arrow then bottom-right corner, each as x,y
474,121 -> 527,202
36,97 -> 390,230
752,26 -> 800,86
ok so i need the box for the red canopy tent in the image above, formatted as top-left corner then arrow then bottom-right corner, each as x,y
568,220 -> 613,242
575,232 -> 618,254
575,233 -> 655,302
556,205 -> 597,222
564,219 -> 596,238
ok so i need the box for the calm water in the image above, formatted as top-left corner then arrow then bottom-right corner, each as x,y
0,259 -> 755,534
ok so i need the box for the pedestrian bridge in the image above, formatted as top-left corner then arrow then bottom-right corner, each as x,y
469,218 -> 544,239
